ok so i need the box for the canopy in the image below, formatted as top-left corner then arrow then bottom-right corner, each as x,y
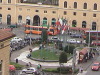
79,48 -> 88,55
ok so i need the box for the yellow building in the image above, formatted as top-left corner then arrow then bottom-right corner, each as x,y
0,30 -> 15,75
0,0 -> 100,30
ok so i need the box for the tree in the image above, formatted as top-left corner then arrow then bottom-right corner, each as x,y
41,29 -> 48,43
59,52 -> 67,74
59,52 -> 67,63
85,34 -> 92,46
64,45 -> 75,54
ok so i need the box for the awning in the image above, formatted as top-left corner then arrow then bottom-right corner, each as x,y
79,48 -> 88,55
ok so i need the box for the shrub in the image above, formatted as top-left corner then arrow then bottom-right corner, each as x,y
57,66 -> 72,74
10,62 -> 24,70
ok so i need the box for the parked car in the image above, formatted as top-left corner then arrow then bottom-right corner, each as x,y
9,65 -> 16,72
70,34 -> 82,38
91,41 -> 100,46
67,39 -> 81,44
11,37 -> 22,43
91,62 -> 100,71
50,36 -> 63,42
22,67 -> 37,74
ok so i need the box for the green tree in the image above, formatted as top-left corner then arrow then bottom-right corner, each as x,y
41,29 -> 48,43
85,34 -> 92,46
64,45 -> 75,54
59,52 -> 67,63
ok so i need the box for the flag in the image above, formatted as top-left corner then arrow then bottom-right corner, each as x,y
59,18 -> 63,26
62,25 -> 67,34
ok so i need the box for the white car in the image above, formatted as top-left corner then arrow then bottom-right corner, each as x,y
22,67 -> 37,74
51,37 -> 63,42
11,37 -> 22,43
67,39 -> 81,44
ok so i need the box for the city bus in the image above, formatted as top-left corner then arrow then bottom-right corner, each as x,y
83,30 -> 100,40
24,25 -> 60,35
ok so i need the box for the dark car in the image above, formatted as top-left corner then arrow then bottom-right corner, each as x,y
70,34 -> 82,38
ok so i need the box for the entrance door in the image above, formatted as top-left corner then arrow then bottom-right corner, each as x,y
33,15 -> 40,26
7,15 -> 11,25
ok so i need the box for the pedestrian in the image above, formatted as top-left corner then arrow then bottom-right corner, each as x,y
29,62 -> 32,67
26,63 -> 29,68
81,67 -> 83,73
29,48 -> 32,53
15,58 -> 18,63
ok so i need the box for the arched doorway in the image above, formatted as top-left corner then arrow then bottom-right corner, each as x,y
72,20 -> 77,27
42,17 -> 47,26
33,15 -> 40,26
82,21 -> 86,28
7,14 -> 11,25
0,14 -> 2,24
26,16 -> 30,25
18,15 -> 22,24
92,22 -> 96,30
51,18 -> 56,26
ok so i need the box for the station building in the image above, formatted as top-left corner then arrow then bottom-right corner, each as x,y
0,0 -> 100,30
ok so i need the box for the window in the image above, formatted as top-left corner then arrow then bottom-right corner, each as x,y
73,12 -> 76,15
94,3 -> 97,10
64,11 -> 67,15
52,11 -> 56,14
93,14 -> 96,17
82,21 -> 86,28
0,60 -> 2,75
64,1 -> 67,8
92,22 -> 96,30
18,15 -> 22,23
83,13 -> 86,16
0,43 -> 4,48
83,3 -> 87,9
74,2 -> 77,9
27,9 -> 30,11
44,10 -> 47,13
8,8 -> 11,10
19,8 -> 22,11
35,10 -> 39,12
0,0 -> 2,3
51,18 -> 56,25
0,7 -> 2,9
8,0 -> 11,3
0,14 -> 2,23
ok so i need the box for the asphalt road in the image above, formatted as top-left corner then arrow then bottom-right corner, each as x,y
85,55 -> 100,75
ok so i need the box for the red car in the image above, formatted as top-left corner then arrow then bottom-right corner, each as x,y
91,41 -> 100,46
9,65 -> 16,72
91,62 -> 100,71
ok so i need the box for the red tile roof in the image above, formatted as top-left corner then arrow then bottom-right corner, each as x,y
0,30 -> 16,42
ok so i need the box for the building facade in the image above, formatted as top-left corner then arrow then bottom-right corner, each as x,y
0,30 -> 15,75
0,0 -> 100,30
